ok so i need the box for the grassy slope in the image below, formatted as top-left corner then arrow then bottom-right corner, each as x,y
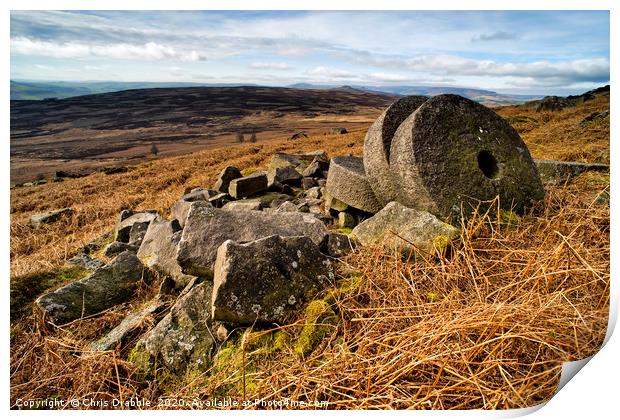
9,94 -> 610,409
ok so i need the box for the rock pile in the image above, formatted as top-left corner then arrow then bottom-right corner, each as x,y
34,94 -> 587,377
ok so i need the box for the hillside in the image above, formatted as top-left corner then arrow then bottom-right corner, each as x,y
9,89 -> 609,409
10,86 -> 395,184
10,80 -> 252,100
290,83 -> 541,106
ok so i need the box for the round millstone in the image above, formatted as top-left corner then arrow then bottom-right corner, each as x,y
363,95 -> 428,207
390,94 -> 544,219
326,156 -> 381,214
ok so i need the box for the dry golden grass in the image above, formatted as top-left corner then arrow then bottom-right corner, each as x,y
9,95 -> 610,409
497,95 -> 610,164
10,177 -> 610,409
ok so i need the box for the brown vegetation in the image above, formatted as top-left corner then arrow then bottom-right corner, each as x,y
9,92 -> 609,409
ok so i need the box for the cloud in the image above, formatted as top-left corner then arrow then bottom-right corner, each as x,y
367,72 -> 414,82
400,54 -> 609,85
10,37 -> 207,62
471,31 -> 518,42
250,62 -> 291,70
307,66 -> 355,79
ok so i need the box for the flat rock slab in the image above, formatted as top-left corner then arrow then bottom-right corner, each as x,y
214,166 -> 242,193
268,151 -> 327,174
177,202 -> 330,277
222,200 -> 262,211
212,235 -> 333,324
115,212 -> 157,243
351,201 -> 460,256
30,208 -> 73,228
89,300 -> 165,352
302,156 -> 330,178
103,241 -> 138,258
171,191 -> 216,228
534,159 -> 609,185
267,166 -> 303,186
222,192 -> 292,211
36,251 -> 152,325
323,232 -> 356,258
133,281 -> 215,374
326,156 -> 381,213
137,216 -> 195,289
67,253 -> 106,271
363,96 -> 428,207
390,94 -> 545,219
228,171 -> 268,199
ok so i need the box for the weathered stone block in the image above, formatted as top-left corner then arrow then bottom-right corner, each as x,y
212,235 -> 333,324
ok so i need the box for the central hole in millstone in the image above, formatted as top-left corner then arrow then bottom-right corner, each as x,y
477,150 -> 500,179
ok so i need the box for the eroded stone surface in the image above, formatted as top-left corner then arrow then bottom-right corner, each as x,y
214,166 -> 242,193
363,96 -> 428,206
326,156 -> 381,213
534,159 -> 609,185
228,172 -> 268,199
36,251 -> 151,325
212,235 -> 333,324
137,216 -> 195,288
351,201 -> 460,256
389,94 -> 544,219
133,281 -> 215,373
30,208 -> 73,228
177,202 -> 330,277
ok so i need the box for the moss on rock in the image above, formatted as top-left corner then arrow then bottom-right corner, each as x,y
294,300 -> 338,357
498,209 -> 521,226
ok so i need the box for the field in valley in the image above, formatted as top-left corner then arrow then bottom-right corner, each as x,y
10,86 -> 393,184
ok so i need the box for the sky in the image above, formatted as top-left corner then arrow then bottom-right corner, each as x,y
9,10 -> 610,95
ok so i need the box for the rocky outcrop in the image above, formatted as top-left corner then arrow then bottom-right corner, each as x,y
30,208 -> 73,228
228,172 -> 268,199
214,166 -> 242,193
534,159 -> 609,185
36,251 -> 152,325
326,156 -> 381,213
177,202 -> 330,277
268,151 -> 327,174
132,281 -> 215,374
351,202 -> 459,256
115,212 -> 157,243
90,300 -> 166,352
103,241 -> 139,257
137,216 -> 195,288
211,235 -> 333,324
267,166 -> 303,186
323,232 -> 355,258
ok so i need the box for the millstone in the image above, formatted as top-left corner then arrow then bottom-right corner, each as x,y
363,95 -> 428,207
326,156 -> 381,213
389,94 -> 544,219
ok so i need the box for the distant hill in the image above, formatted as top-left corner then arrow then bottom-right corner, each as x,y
9,80 -> 260,100
289,83 -> 542,106
10,85 -> 395,182
517,84 -> 610,112
12,80 -> 541,105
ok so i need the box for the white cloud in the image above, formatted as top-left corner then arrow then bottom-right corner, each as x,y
398,54 -> 609,86
250,62 -> 291,70
10,37 -> 207,62
307,66 -> 355,79
471,31 -> 518,42
367,72 -> 413,82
